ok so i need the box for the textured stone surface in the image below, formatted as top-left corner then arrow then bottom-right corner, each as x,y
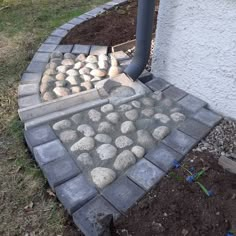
71,137 -> 95,152
96,144 -> 117,160
55,175 -> 97,214
26,61 -> 47,73
18,94 -> 41,108
59,130 -> 78,143
77,153 -> 93,166
94,134 -> 112,144
120,121 -> 136,134
77,124 -> 95,137
102,176 -> 145,213
21,73 -> 42,84
115,136 -> 133,149
146,77 -> 170,92
38,44 -> 57,53
163,86 -> 187,101
152,126 -> 170,141
127,159 -> 165,191
72,44 -> 91,55
53,119 -> 72,130
131,146 -> 145,159
113,150 -> 136,171
18,84 -> 39,97
137,130 -> 155,149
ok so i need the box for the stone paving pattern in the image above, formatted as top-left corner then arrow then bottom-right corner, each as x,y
18,0 -> 223,235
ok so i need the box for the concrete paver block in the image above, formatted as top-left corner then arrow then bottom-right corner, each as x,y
18,83 -> 39,97
60,23 -> 76,30
55,45 -> 73,53
72,44 -> 91,55
21,73 -> 42,84
44,36 -> 62,45
38,44 -> 58,53
110,51 -> 130,61
146,77 -> 170,92
86,7 -> 105,17
51,28 -> 68,37
26,61 -> 47,73
32,52 -> 50,63
90,45 -> 108,55
163,86 -> 187,101
18,94 -> 41,108
68,17 -> 86,25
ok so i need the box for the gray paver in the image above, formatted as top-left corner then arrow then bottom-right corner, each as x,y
78,14 -> 94,20
51,28 -> 68,37
24,124 -> 57,152
110,51 -> 130,61
38,44 -> 58,53
113,0 -> 128,3
42,156 -> 80,190
60,23 -> 76,30
178,118 -> 211,140
102,176 -> 145,213
178,94 -> 207,113
145,143 -> 183,171
18,83 -> 39,97
162,129 -> 197,155
86,7 -> 105,17
33,139 -> 69,167
90,45 -> 108,55
21,73 -> 42,84
72,44 -> 91,55
18,94 -> 41,108
193,108 -> 222,127
55,45 -> 73,53
26,61 -> 47,73
68,17 -> 86,25
32,52 -> 50,63
100,3 -> 116,10
138,70 -> 153,83
145,77 -> 170,92
73,196 -> 120,236
163,86 -> 187,101
55,175 -> 97,214
44,36 -> 62,45
127,159 -> 165,191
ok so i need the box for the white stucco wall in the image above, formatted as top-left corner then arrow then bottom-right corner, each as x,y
152,0 -> 236,119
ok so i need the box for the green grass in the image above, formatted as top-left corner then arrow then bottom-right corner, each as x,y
0,0 -> 107,234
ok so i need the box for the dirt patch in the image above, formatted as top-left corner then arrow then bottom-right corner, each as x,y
61,0 -> 159,46
112,151 -> 236,236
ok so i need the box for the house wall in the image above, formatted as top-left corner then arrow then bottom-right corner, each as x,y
152,0 -> 236,119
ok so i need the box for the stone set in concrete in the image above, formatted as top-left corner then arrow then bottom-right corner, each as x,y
18,0 -> 223,235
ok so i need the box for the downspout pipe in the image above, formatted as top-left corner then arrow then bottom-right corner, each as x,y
124,0 -> 156,80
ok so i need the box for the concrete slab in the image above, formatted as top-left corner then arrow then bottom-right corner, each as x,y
127,159 -> 165,191
55,45 -> 73,53
145,77 -> 170,92
44,36 -> 62,45
32,52 -> 50,63
55,174 -> 97,214
72,44 -> 91,55
60,23 -> 75,31
18,94 -> 41,108
51,28 -> 68,37
38,44 -> 57,53
90,45 -> 108,55
21,73 -> 42,84
68,17 -> 86,25
163,86 -> 187,101
102,176 -> 145,213
26,61 -> 47,73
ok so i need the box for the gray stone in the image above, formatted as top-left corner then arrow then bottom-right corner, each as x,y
72,44 -> 91,55
90,69 -> 107,77
26,61 -> 47,73
100,104 -> 114,113
24,124 -> 56,152
79,67 -> 91,75
53,87 -> 70,97
86,55 -> 98,63
81,81 -> 93,90
118,104 -> 132,112
106,112 -> 120,124
127,159 -> 165,191
71,137 -> 95,152
66,76 -> 79,85
137,130 -> 155,149
178,94 -> 207,113
146,143 -> 183,171
68,17 -> 85,25
110,86 -> 135,97
98,60 -> 109,70
55,80 -> 67,87
170,112 -> 186,122
86,7 -> 105,17
66,69 -> 79,76
32,52 -> 50,63
53,119 -> 72,130
62,58 -> 75,66
42,156 -> 80,190
81,74 -> 93,82
57,65 -> 69,73
59,130 -> 78,143
71,86 -> 81,93
77,124 -> 95,137
152,126 -> 170,141
110,51 -> 129,61
135,118 -> 155,130
154,113 -> 171,124
18,94 -> 41,108
44,36 -> 62,45
178,118 -> 211,140
18,83 -> 38,97
115,136 -> 133,149
21,73 -> 42,84
33,139 -> 69,166
42,91 -> 56,101
192,108 -> 222,127
96,144 -> 117,160
55,175 -> 97,214
74,61 -> 85,69
141,108 -> 155,117
38,44 -> 57,53
162,130 -> 197,155
151,91 -> 163,101
95,134 -> 112,144
71,113 -> 82,124
163,86 -> 187,101
97,121 -> 114,133
131,100 -> 141,108
131,146 -> 145,159
120,121 -> 136,134
140,97 -> 155,107
77,153 -> 93,166
91,167 -> 116,188
114,150 -> 136,171
125,109 -> 139,121
90,45 -> 108,55
51,51 -> 63,59
146,77 -> 170,92
64,53 -> 76,60
88,109 -> 102,122
51,29 -> 68,37
56,45 -> 73,53
108,66 -> 122,78
102,176 -> 145,213
72,196 -> 120,236
60,23 -> 75,30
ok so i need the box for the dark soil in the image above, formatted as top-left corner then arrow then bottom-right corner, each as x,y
61,0 -> 159,46
112,151 -> 236,236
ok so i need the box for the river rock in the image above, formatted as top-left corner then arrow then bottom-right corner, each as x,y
71,86 -> 81,93
66,76 -> 79,85
91,167 -> 116,189
41,75 -> 55,84
47,62 -> 58,70
50,51 -> 63,59
152,126 -> 170,141
97,121 -> 114,133
55,80 -> 67,87
57,65 -> 68,73
141,108 -> 155,117
40,83 -> 51,94
53,119 -> 72,130
59,130 -> 78,143
74,61 -> 85,70
81,81 -> 93,90
79,67 -> 91,75
81,74 -> 92,82
56,73 -> 66,81
151,91 -> 163,101
71,113 -> 82,124
98,54 -> 109,61
86,63 -> 98,70
96,144 -> 117,160
64,53 -> 76,60
77,124 -> 95,137
121,121 -> 136,134
98,60 -> 109,70
66,69 -> 79,76
95,134 -> 112,143
141,97 -> 155,107
115,136 -> 133,148
118,104 -> 132,112
100,104 -> 114,113
110,56 -> 119,66
137,129 -> 155,148
154,113 -> 171,124
106,112 -> 120,124
70,137 -> 95,151
86,55 -> 98,63
125,109 -> 139,121
114,150 -> 136,171
44,68 -> 57,76
61,58 -> 74,66
76,54 -> 86,62
42,91 -> 56,101
90,69 -> 107,77
131,100 -> 141,108
77,153 -> 93,166
88,109 -> 102,122
108,66 -> 122,77
53,87 -> 70,97
131,146 -> 145,159
170,112 -> 186,122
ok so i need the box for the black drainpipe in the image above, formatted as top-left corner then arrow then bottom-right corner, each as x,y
124,0 -> 156,80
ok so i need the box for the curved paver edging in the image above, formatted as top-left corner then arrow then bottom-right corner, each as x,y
18,1 -> 223,235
